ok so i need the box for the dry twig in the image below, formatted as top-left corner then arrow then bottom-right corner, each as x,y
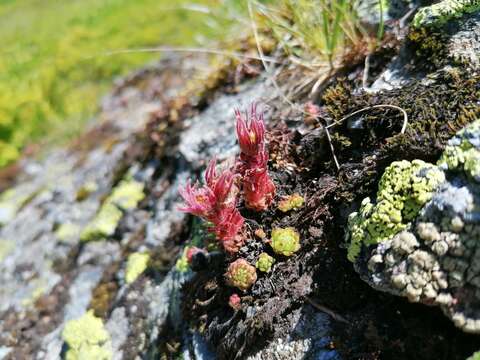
324,104 -> 409,170
305,297 -> 349,324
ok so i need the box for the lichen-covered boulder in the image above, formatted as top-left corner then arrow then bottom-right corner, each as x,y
412,0 -> 480,28
347,159 -> 445,262
372,0 -> 480,91
438,119 -> 480,180
347,119 -> 480,333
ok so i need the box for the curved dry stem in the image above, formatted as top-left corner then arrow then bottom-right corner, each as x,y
248,0 -> 296,108
83,46 -> 282,64
195,293 -> 217,307
324,104 -> 409,171
305,296 -> 349,324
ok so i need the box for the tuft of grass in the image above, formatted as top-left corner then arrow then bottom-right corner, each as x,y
254,0 -> 382,69
0,0 -> 245,168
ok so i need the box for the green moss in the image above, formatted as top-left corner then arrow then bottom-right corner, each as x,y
347,160 -> 445,262
270,227 -> 301,256
0,239 -> 14,263
80,178 -> 144,242
62,310 -> 112,360
412,0 -> 480,28
125,252 -> 150,284
255,253 -> 275,273
323,72 -> 480,173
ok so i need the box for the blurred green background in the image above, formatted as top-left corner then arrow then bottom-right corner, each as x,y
0,0 -> 244,167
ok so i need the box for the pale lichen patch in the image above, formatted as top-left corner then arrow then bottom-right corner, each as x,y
62,310 -> 112,360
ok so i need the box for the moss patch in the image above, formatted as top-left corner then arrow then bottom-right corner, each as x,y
0,0 -> 242,167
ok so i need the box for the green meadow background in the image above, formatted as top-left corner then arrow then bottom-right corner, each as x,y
0,0 -> 244,167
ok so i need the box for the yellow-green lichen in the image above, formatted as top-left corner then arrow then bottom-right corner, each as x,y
0,239 -> 14,263
62,310 -> 112,360
0,187 -> 38,225
255,252 -> 275,273
21,282 -> 46,307
80,203 -> 123,242
270,227 -> 301,257
80,178 -> 144,242
412,0 -> 480,28
347,160 -> 445,262
76,181 -> 98,201
438,120 -> 480,181
55,223 -> 81,243
109,179 -> 145,210
125,252 -> 150,284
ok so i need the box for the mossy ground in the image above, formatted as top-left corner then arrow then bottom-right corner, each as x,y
0,0 -> 244,167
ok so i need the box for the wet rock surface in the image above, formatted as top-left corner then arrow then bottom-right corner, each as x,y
2,3 -> 480,359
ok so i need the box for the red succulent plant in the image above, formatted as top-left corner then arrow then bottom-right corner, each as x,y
228,293 -> 242,310
179,103 -> 276,254
243,165 -> 276,211
235,103 -> 275,211
179,159 -> 245,253
186,247 -> 205,264
235,104 -> 266,159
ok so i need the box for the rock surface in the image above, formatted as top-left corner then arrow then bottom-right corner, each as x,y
2,2 -> 480,359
